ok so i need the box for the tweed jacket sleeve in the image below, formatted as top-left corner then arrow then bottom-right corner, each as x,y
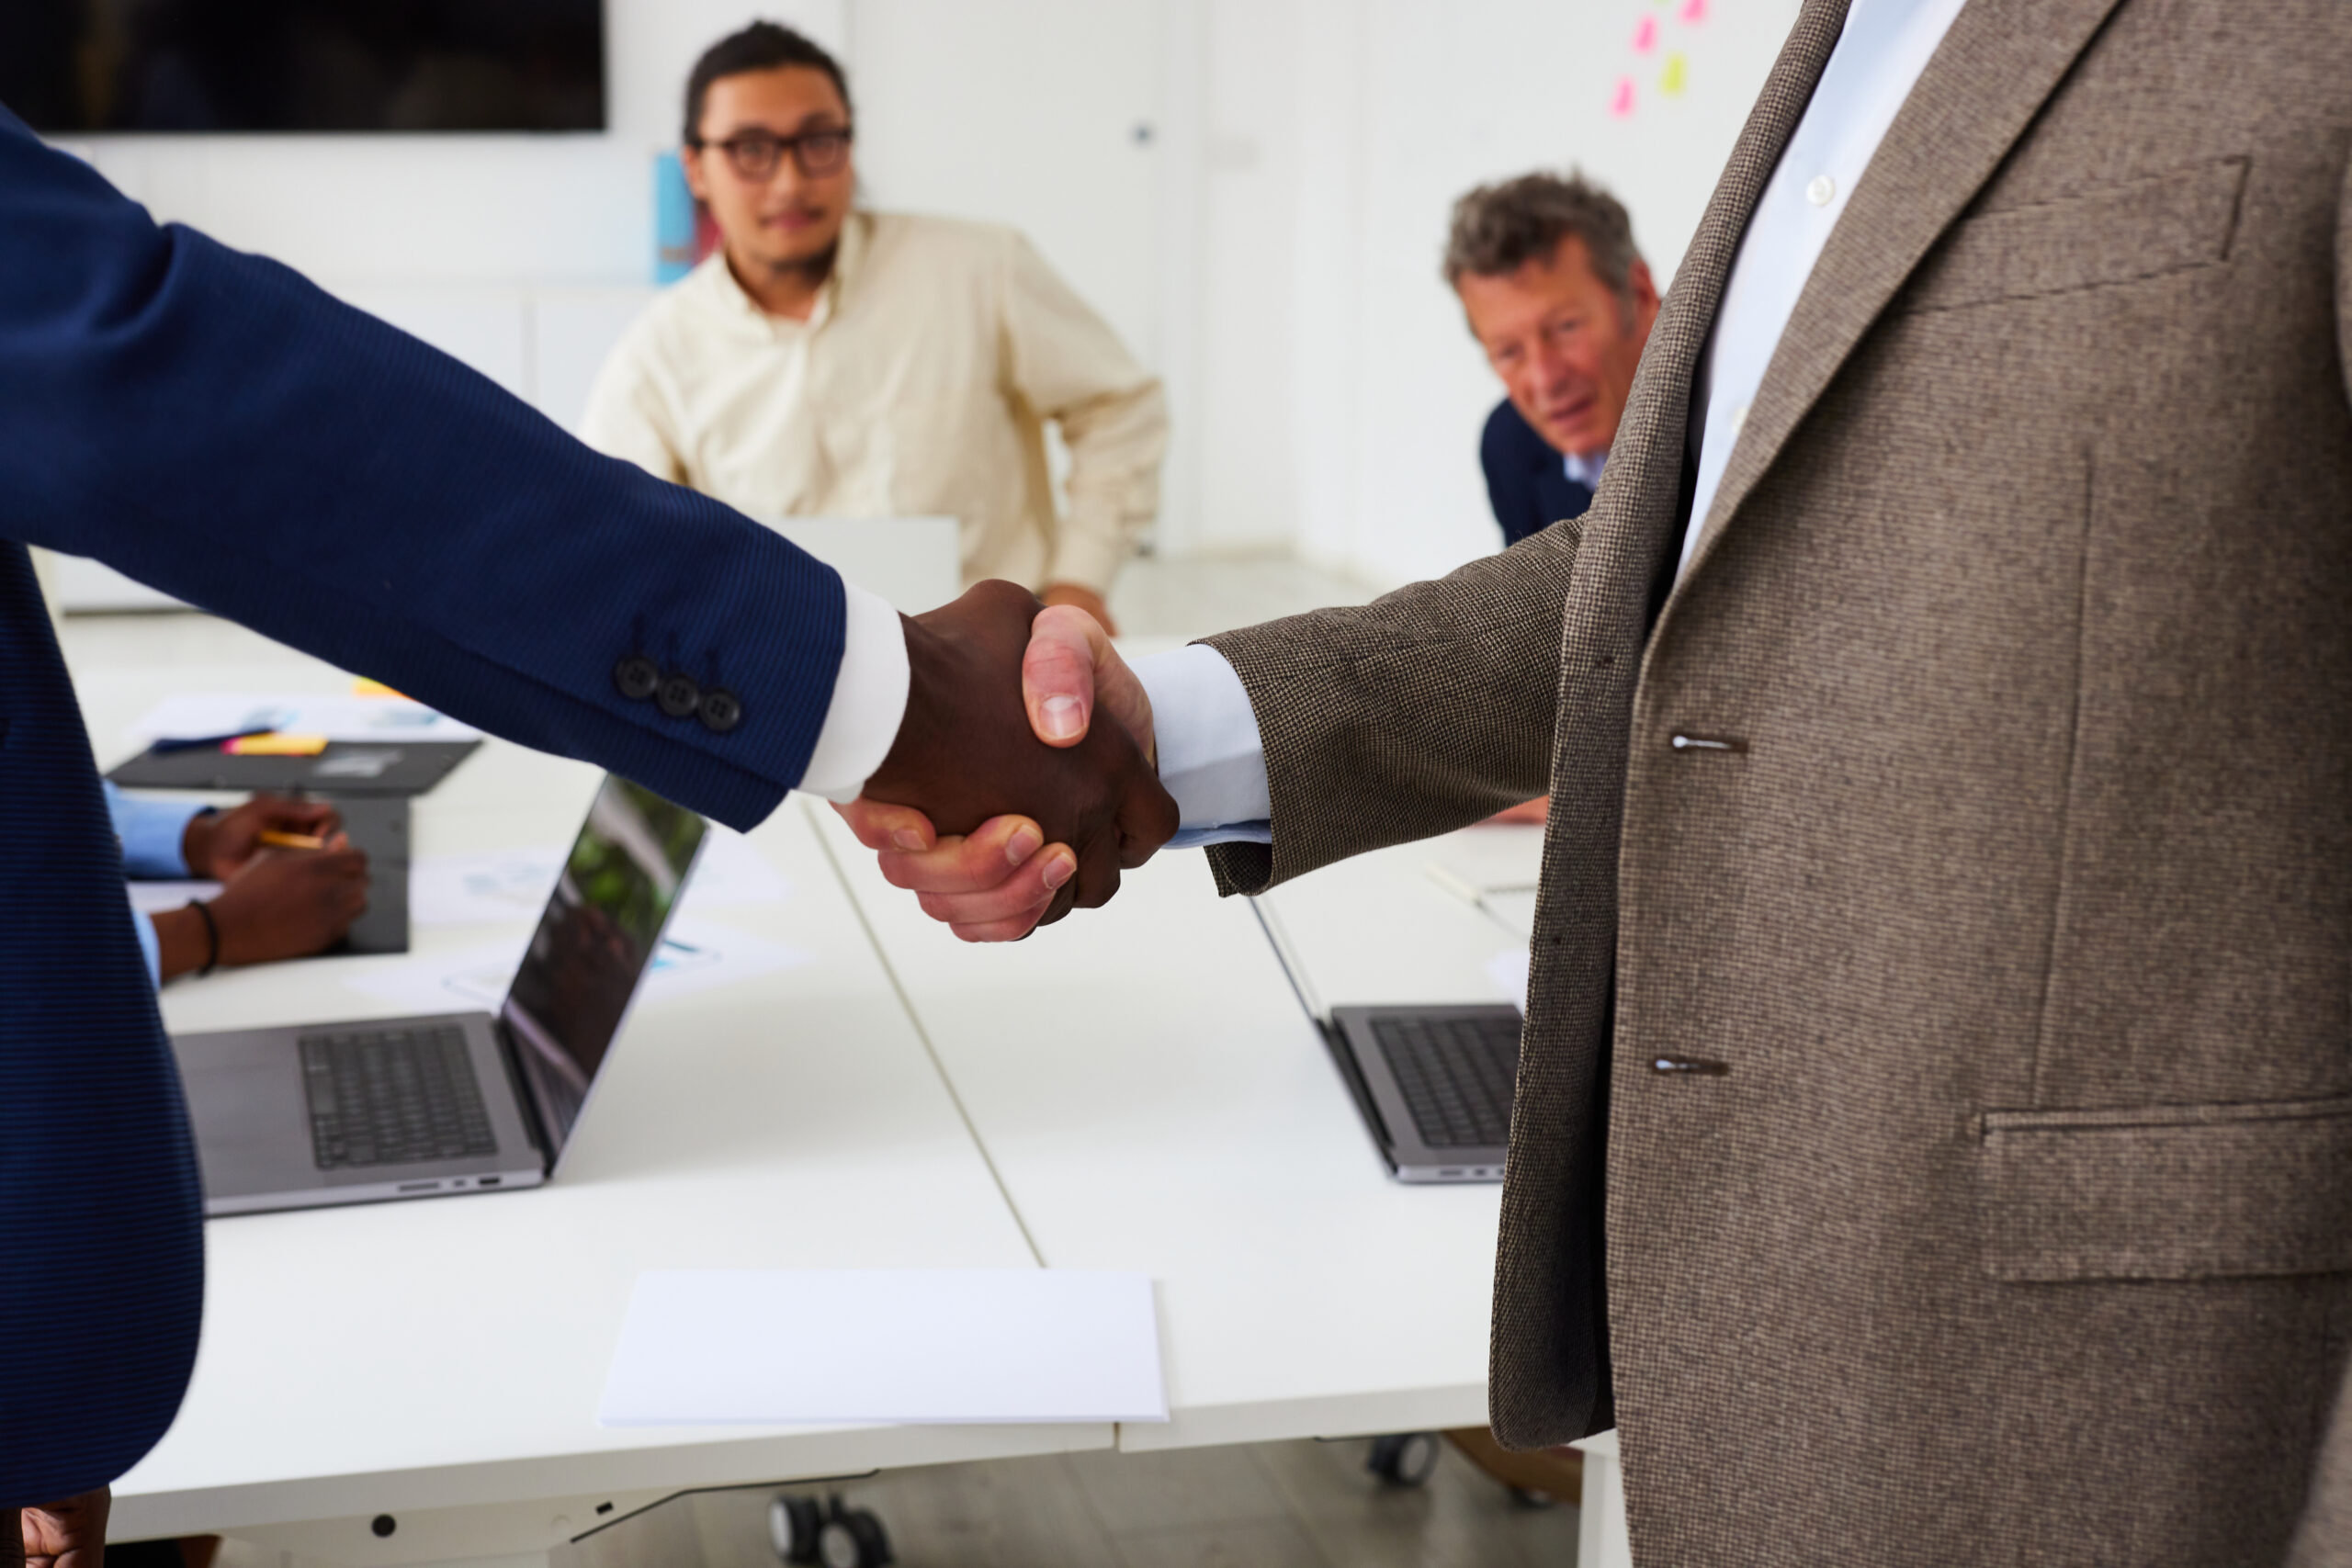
1198,517 -> 1580,896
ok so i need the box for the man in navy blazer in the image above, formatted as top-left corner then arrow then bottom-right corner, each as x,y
1444,172 -> 1658,547
0,103 -> 1171,1549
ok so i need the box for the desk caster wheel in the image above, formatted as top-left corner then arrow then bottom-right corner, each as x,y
769,1495 -> 824,1562
1367,1431 -> 1440,1486
815,1496 -> 893,1568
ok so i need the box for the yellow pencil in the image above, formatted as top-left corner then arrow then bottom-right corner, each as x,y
256,829 -> 327,851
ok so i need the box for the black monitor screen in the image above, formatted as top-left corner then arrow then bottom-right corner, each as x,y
3,0 -> 605,133
503,775 -> 705,1155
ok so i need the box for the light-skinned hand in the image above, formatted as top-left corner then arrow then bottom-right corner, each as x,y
835,603 -> 1151,942
13,1488 -> 107,1568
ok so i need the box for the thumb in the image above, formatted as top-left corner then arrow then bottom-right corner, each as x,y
1023,604 -> 1110,749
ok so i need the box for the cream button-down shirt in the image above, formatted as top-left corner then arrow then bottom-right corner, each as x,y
582,210 -> 1167,595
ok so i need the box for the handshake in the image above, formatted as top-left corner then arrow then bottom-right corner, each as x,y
836,581 -> 1172,942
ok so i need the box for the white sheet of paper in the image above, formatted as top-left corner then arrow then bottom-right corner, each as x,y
408,851 -> 562,927
678,829 -> 792,909
125,879 -> 222,915
409,830 -> 789,929
122,693 -> 482,749
597,1269 -> 1168,1427
340,918 -> 808,1014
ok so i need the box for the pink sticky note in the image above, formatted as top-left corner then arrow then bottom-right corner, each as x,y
1679,0 -> 1708,21
1609,76 -> 1637,118
1632,15 -> 1658,51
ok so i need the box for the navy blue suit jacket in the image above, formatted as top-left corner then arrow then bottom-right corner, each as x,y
0,106 -> 850,1503
1479,398 -> 1594,547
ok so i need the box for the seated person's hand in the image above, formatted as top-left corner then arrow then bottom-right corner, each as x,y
152,838 -> 369,978
209,839 -> 369,966
1039,581 -> 1118,637
837,600 -> 1157,942
1482,796 -> 1548,825
16,1487 -> 107,1568
182,793 -> 344,880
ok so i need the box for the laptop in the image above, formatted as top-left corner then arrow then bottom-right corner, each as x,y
170,773 -> 706,1216
1250,900 -> 1521,1184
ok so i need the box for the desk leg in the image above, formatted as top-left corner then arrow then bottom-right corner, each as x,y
1572,1434 -> 1631,1568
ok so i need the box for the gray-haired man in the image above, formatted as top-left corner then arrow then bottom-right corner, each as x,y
1448,171 -> 1659,548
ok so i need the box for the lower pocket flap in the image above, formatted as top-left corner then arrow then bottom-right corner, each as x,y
1979,1095 -> 2352,1282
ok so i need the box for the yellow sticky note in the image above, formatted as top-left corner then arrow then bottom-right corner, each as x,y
227,733 -> 330,756
1661,53 -> 1688,95
352,677 -> 410,699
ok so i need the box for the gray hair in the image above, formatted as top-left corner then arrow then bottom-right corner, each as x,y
1442,170 -> 1641,309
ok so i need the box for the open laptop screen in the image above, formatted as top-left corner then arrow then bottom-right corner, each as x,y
502,775 -> 706,1155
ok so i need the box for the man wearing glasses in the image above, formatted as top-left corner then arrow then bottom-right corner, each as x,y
582,22 -> 1166,633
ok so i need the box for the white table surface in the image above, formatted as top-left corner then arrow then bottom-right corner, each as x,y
100,739 -> 1095,1564
65,620 -> 1568,1561
817,807 -> 1543,1455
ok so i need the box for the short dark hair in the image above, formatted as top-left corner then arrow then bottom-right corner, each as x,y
1442,170 -> 1641,307
683,20 -> 853,144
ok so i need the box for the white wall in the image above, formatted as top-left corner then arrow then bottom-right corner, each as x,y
1189,0 -> 1806,586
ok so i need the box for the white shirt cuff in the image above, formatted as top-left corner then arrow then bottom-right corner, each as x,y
797,582 -> 910,803
1131,644 -> 1273,846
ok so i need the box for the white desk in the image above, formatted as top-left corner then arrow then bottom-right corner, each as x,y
104,746 -> 1097,1568
824,807 -> 1633,1565
817,809 -> 1534,1454
66,615 -> 1621,1564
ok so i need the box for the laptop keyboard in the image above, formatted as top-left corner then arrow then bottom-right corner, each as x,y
300,1024 -> 498,1170
1372,1013 -> 1521,1148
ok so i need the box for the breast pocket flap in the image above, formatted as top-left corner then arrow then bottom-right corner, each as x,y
1904,156 -> 2249,316
1979,1094 -> 2352,1282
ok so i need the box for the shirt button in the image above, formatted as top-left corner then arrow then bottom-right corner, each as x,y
698,688 -> 743,734
1728,401 -> 1750,437
657,671 -> 702,719
613,655 -> 661,702
1805,174 -> 1837,207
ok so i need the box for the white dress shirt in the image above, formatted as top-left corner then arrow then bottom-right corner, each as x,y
802,0 -> 1970,825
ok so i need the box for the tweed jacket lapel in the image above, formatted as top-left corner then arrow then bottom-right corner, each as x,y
1668,0 -> 2129,598
1485,0 -> 1855,1449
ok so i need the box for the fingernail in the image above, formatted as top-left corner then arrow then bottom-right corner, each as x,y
891,829 -> 925,852
1042,851 -> 1076,890
1006,824 -> 1043,864
1040,695 -> 1084,740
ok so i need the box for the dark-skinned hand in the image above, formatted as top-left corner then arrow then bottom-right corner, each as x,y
12,1488 -> 107,1568
181,794 -> 344,881
853,580 -> 1177,928
209,840 -> 369,965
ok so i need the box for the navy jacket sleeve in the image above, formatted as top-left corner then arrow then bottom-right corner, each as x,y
0,105 -> 851,1506
0,107 -> 847,830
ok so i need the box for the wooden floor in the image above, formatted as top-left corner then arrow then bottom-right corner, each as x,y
560,1437 -> 1577,1568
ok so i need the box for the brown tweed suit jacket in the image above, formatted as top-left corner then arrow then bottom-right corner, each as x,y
1201,0 -> 2352,1561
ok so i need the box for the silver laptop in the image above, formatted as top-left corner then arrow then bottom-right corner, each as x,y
1251,901 -> 1520,1184
171,774 -> 706,1216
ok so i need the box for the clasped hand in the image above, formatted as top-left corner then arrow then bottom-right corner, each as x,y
842,581 -> 1166,940
839,582 -> 1156,941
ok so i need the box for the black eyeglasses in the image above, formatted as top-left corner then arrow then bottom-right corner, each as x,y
691,125 -> 854,182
